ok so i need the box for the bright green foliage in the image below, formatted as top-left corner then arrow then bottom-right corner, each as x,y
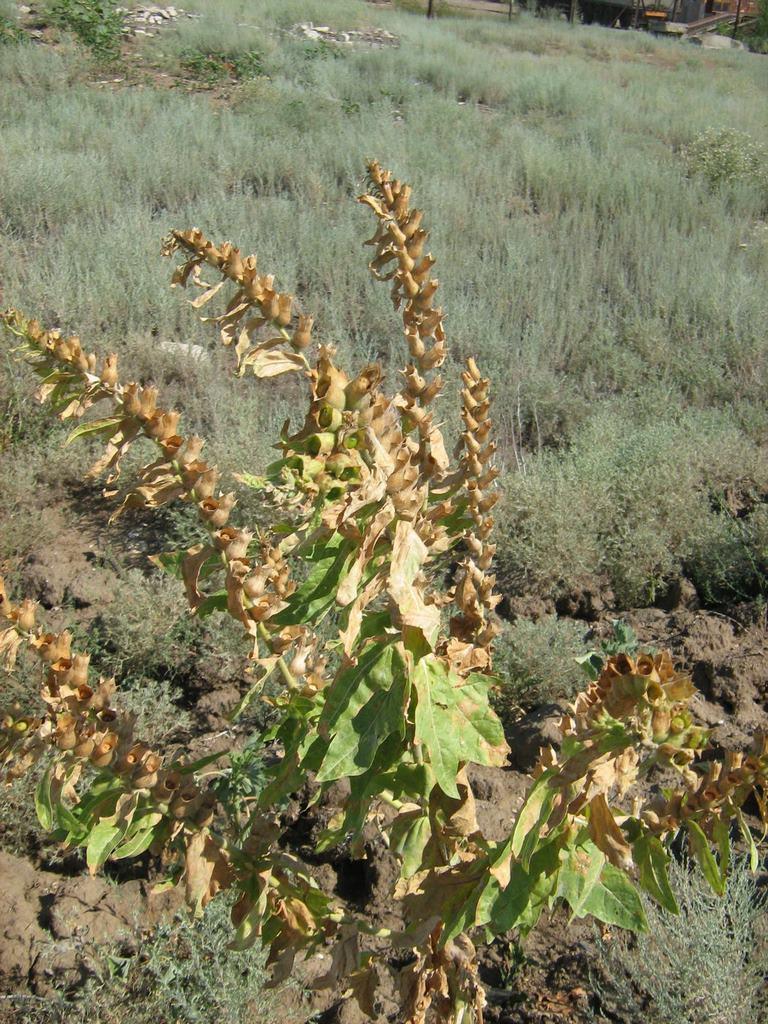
682,127 -> 768,194
180,47 -> 264,84
47,0 -> 124,61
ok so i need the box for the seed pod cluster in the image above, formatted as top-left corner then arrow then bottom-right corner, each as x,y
642,736 -> 768,837
163,229 -> 314,372
0,579 -> 214,827
565,652 -> 703,764
450,359 -> 500,653
359,162 -> 448,486
1,309 -> 300,652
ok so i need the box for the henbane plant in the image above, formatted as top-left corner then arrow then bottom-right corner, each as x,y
2,161 -> 767,1023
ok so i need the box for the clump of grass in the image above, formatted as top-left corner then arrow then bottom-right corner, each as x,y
492,615 -> 589,714
0,14 -> 24,44
592,857 -> 768,1024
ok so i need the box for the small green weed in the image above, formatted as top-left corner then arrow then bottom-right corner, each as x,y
47,0 -> 124,62
683,127 -> 768,191
577,619 -> 640,680
179,47 -> 264,84
303,39 -> 345,61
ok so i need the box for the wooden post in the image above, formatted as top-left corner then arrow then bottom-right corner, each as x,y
509,0 -> 514,19
732,0 -> 742,35
570,0 -> 578,20
427,0 -> 435,17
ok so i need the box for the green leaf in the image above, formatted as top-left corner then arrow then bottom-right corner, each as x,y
687,819 -> 726,895
112,826 -> 158,859
149,550 -> 185,578
556,841 -> 605,919
65,416 -> 124,446
510,771 -> 557,870
272,532 -> 353,628
319,642 -> 403,734
34,768 -> 54,831
86,820 -> 127,873
391,812 -> 432,878
712,816 -> 731,879
484,837 -> 561,935
634,833 -> 678,914
412,657 -> 508,799
575,652 -> 603,681
56,799 -> 89,840
316,734 -> 409,851
580,862 -> 647,931
316,646 -> 409,782
196,591 -> 228,618
737,811 -> 759,872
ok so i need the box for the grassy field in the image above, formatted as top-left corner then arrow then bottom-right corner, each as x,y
1,0 -> 767,609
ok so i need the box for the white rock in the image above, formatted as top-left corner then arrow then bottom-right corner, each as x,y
690,32 -> 745,49
167,6 -> 178,15
303,28 -> 321,39
158,341 -> 209,362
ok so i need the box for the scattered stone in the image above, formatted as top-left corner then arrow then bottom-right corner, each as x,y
293,21 -> 399,48
119,4 -> 187,38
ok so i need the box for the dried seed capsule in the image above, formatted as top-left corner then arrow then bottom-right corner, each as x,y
91,733 -> 118,767
276,294 -> 293,327
17,599 -> 37,632
73,737 -> 95,759
292,314 -> 313,350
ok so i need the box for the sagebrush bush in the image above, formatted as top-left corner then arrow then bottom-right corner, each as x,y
2,898 -> 279,1024
593,857 -> 768,1024
496,404 -> 768,606
492,615 -> 589,713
